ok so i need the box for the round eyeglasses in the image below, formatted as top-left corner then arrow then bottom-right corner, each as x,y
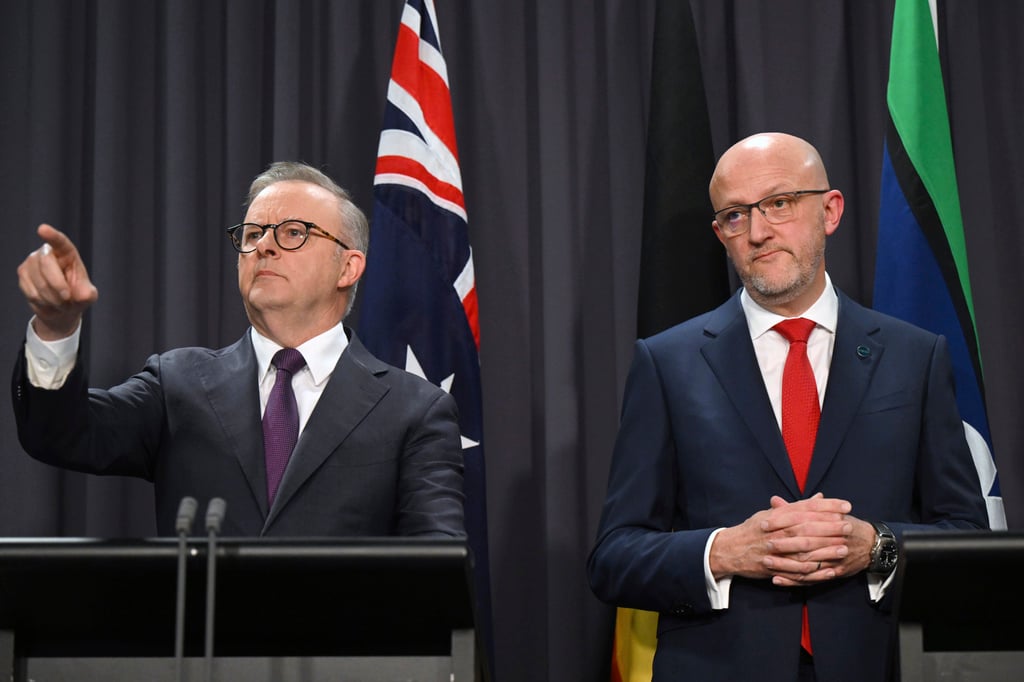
712,189 -> 831,238
226,220 -> 351,253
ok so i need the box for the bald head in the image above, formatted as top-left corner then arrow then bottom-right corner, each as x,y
710,133 -> 830,209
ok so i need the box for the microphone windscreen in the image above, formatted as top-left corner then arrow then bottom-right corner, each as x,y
175,496 -> 198,535
205,497 -> 227,533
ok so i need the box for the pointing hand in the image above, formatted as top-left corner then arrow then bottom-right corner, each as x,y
17,224 -> 99,340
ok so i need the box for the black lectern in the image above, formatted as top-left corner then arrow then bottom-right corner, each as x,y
0,537 -> 482,681
895,531 -> 1024,682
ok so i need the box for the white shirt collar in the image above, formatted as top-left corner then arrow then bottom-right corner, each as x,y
250,322 -> 349,387
740,272 -> 839,340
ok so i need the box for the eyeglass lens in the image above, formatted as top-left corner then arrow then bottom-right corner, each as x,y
234,221 -> 310,251
718,193 -> 804,234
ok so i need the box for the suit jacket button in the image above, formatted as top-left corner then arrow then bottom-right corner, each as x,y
670,604 -> 693,616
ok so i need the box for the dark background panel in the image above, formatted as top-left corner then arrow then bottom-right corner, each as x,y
0,1 -> 1019,679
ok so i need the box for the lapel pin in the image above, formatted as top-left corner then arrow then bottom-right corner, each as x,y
857,345 -> 871,358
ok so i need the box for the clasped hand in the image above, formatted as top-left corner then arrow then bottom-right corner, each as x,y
710,493 -> 874,586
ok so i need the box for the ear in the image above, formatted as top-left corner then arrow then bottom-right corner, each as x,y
337,249 -> 366,290
711,220 -> 729,246
822,189 -> 844,236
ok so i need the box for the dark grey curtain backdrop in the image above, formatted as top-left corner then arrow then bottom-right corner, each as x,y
0,1 -> 1020,680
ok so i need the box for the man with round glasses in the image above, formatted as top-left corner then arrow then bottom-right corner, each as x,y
589,133 -> 987,681
12,161 -> 465,539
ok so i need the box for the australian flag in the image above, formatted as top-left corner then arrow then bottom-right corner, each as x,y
358,0 -> 494,667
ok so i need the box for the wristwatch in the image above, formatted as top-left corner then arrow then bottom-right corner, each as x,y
868,521 -> 898,574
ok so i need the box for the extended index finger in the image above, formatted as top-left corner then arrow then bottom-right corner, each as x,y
36,223 -> 80,261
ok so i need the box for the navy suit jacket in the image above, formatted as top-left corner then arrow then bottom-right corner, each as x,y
587,288 -> 988,681
12,329 -> 465,538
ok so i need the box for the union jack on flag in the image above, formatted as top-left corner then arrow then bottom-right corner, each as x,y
358,0 -> 493,662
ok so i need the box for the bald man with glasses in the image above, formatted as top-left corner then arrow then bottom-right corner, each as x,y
588,133 -> 987,681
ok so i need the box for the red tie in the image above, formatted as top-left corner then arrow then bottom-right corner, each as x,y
774,317 -> 820,655
774,318 -> 820,490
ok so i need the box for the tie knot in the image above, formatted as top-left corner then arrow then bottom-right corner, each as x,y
272,348 -> 306,376
774,317 -> 816,344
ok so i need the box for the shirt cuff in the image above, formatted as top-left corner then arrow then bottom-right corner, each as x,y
704,527 -> 732,609
867,567 -> 896,602
25,318 -> 81,389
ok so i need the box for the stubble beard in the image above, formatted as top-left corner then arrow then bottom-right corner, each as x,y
740,235 -> 825,310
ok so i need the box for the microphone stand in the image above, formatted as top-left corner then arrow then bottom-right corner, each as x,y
204,498 -> 226,682
174,497 -> 198,682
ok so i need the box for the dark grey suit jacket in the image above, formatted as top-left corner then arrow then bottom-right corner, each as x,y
12,329 -> 465,538
587,288 -> 988,682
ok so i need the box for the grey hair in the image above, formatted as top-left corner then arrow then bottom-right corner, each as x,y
246,161 -> 369,317
246,161 -> 369,254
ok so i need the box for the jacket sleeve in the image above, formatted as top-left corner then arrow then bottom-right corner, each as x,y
12,345 -> 163,480
395,387 -> 466,538
587,339 -> 717,616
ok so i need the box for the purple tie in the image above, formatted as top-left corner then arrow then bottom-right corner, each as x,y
263,348 -> 306,506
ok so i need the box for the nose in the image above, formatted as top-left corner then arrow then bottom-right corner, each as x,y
747,207 -> 774,243
254,227 -> 279,254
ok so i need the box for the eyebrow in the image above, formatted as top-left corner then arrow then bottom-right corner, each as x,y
719,186 -> 793,208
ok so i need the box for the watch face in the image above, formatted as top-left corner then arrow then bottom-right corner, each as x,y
870,523 -> 899,573
879,541 -> 898,568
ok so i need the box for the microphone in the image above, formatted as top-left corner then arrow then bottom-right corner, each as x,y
176,496 -> 199,536
204,498 -> 226,682
174,497 -> 197,682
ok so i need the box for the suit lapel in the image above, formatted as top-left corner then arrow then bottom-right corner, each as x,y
804,293 -> 884,493
196,334 -> 269,516
700,295 -> 802,498
265,333 -> 390,527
